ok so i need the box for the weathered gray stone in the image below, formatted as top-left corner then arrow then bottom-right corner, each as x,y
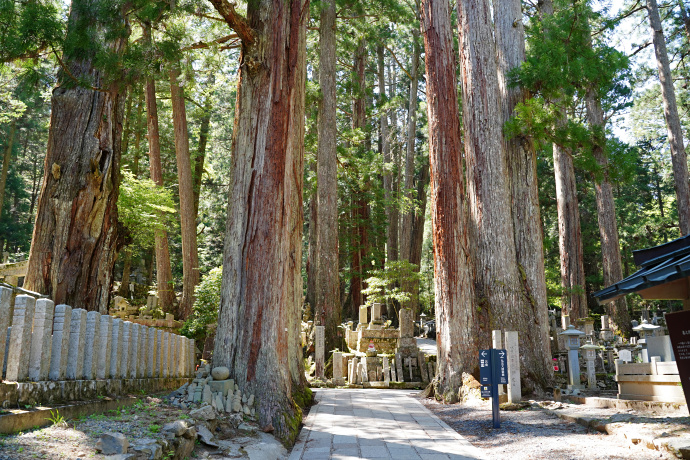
400,308 -> 414,338
66,309 -> 87,380
82,311 -> 101,380
49,305 -> 72,381
0,287 -> 11,378
189,339 -> 196,376
333,352 -> 344,385
359,305 -> 368,326
232,390 -> 242,412
162,332 -> 169,378
418,351 -> 429,383
211,366 -> 230,381
109,319 -> 123,378
383,356 -> 390,384
129,323 -> 139,379
96,432 -> 129,455
146,326 -> 155,378
196,424 -> 219,447
156,329 -> 163,378
202,384 -> 213,405
215,393 -> 225,412
395,353 -> 404,382
315,325 -> 325,379
208,378 -> 234,397
29,299 -> 54,381
244,432 -> 288,460
120,321 -> 132,378
505,331 -> 521,403
247,394 -> 254,406
6,295 -> 36,382
190,404 -> 216,421
137,325 -> 147,378
162,420 -> 189,437
97,315 -> 113,379
131,438 -> 162,460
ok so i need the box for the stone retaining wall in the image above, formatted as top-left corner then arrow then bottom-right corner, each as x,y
0,287 -> 196,399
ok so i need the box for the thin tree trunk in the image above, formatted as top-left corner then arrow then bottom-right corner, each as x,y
306,186 -> 317,313
541,0 -> 588,322
24,0 -> 127,313
647,0 -> 690,235
170,65 -> 200,320
400,28 -> 420,263
494,0 -> 553,389
193,94 -> 212,218
350,38 -> 367,312
316,0 -> 340,353
132,91 -> 143,177
585,86 -> 631,336
210,0 -> 310,443
28,132 -> 39,222
421,0 -> 477,400
389,59 -> 400,261
408,164 -> 429,316
143,25 -> 175,312
679,0 -> 690,40
121,94 -> 133,160
0,121 -> 17,220
378,46 -> 396,264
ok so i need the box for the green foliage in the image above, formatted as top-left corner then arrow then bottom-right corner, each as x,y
46,410 -> 66,428
117,170 -> 177,255
363,260 -> 420,309
180,266 -> 222,341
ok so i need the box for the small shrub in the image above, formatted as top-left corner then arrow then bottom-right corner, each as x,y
180,267 -> 222,341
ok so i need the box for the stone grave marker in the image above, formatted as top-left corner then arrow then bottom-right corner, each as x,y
147,327 -> 156,378
120,321 -> 132,378
0,287 -> 11,376
395,353 -> 404,382
315,325 -> 325,379
110,318 -> 123,378
162,332 -> 169,377
29,298 -> 54,381
359,305 -> 368,327
50,304 -> 72,381
505,331 -> 521,403
129,323 -> 139,378
618,349 -> 632,363
333,351 -> 344,385
383,356 -> 390,384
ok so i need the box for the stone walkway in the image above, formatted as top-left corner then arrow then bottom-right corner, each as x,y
415,338 -> 437,356
289,389 -> 483,460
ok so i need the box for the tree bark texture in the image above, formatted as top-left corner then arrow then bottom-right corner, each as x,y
350,38 -> 367,313
170,65 -> 200,320
540,0 -> 587,322
647,0 -> 690,235
316,0 -> 340,353
378,46 -> 397,264
0,121 -> 17,220
553,140 -> 588,320
388,59 -> 400,261
585,88 -> 631,336
493,0 -> 553,389
212,0 -> 310,444
458,0 -> 527,359
400,28 -> 421,263
193,95 -> 212,218
306,180 -> 317,313
24,1 -> 126,313
421,0 -> 477,399
145,73 -> 175,312
408,164 -> 429,316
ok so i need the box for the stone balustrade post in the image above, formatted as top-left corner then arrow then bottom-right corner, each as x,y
0,287 -> 12,377
129,323 -> 139,379
66,309 -> 87,380
29,299 -> 55,381
83,311 -> 101,379
120,321 -> 132,379
49,305 -> 72,381
162,332 -> 169,378
6,295 -> 37,382
147,327 -> 155,378
110,319 -> 123,378
98,315 -> 113,379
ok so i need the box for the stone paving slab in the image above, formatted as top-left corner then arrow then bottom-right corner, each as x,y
289,389 -> 483,460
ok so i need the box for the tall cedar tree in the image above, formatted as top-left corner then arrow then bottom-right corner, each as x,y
493,0 -> 553,388
24,0 -> 128,312
420,0 -> 477,399
316,0 -> 341,354
646,0 -> 690,237
209,0 -> 311,443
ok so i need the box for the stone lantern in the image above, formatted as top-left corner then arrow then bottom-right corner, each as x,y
580,343 -> 601,389
633,320 -> 661,363
559,325 -> 585,390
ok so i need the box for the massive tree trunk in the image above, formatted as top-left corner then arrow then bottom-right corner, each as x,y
494,0 -> 553,388
350,38 -> 368,313
421,0 -> 476,400
143,33 -> 175,312
170,65 -> 200,320
316,0 -> 340,352
400,27 -> 421,263
458,0 -> 521,348
378,46 -> 397,264
586,88 -> 631,336
24,0 -> 127,313
647,0 -> 690,235
0,121 -> 16,220
210,0 -> 310,444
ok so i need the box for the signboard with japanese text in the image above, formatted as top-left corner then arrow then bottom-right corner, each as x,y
666,310 -> 690,407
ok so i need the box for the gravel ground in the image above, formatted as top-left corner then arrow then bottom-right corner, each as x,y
419,396 -> 675,460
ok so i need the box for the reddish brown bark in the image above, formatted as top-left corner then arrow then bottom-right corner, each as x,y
24,1 -> 127,313
170,65 -> 200,320
212,0 -> 310,444
421,0 -> 477,398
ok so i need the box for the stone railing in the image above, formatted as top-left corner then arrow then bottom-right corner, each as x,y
0,286 -> 195,406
